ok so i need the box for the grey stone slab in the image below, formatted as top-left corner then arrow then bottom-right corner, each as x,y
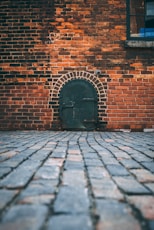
111,150 -> 131,159
101,157 -> 119,165
64,161 -> 84,170
51,151 -> 67,158
54,186 -> 90,214
145,183 -> 154,192
87,166 -> 110,179
106,164 -> 130,176
44,158 -> 64,167
0,160 -> 41,188
126,195 -> 154,220
0,204 -> 48,230
140,149 -> 154,158
67,154 -> 83,161
0,149 -> 37,169
47,215 -> 93,230
30,149 -> 52,161
132,153 -> 152,163
130,169 -> 154,183
83,152 -> 99,159
120,159 -> 141,169
62,170 -> 86,187
113,176 -> 150,194
141,162 -> 154,173
95,199 -> 141,230
34,165 -> 60,180
0,189 -> 18,210
90,178 -> 123,200
0,167 -> 12,178
18,194 -> 55,205
0,150 -> 19,162
84,158 -> 103,167
97,150 -> 113,158
18,179 -> 58,200
0,159 -> 23,169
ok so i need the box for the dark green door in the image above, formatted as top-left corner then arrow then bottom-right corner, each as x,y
59,79 -> 98,130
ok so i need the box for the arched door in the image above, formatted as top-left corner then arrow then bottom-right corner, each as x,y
59,79 -> 98,130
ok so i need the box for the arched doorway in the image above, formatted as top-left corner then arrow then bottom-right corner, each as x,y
59,79 -> 98,130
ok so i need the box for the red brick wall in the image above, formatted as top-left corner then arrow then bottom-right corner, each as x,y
0,82 -> 52,130
0,0 -> 154,130
107,78 -> 154,130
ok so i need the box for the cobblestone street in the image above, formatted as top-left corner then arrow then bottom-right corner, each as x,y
0,131 -> 154,230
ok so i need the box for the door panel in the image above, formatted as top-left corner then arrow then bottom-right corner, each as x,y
59,79 -> 98,130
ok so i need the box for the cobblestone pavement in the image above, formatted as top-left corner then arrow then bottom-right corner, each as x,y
0,131 -> 154,230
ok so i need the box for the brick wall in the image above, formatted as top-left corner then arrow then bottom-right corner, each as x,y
0,0 -> 154,130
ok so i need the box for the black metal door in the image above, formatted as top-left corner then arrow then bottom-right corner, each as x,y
59,79 -> 98,130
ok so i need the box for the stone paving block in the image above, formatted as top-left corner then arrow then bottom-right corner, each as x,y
67,154 -> 83,161
95,199 -> 141,230
62,170 -> 87,187
54,186 -> 90,214
127,195 -> 154,220
124,149 -> 143,156
119,159 -> 141,169
30,149 -> 52,161
0,149 -> 38,169
19,149 -> 38,157
34,165 -> 60,180
0,167 -> 12,179
0,189 -> 18,211
110,150 -> 131,159
141,162 -> 154,173
67,149 -> 81,154
64,160 -> 84,170
101,156 -> 119,165
106,164 -> 130,176
90,178 -> 124,200
0,158 -> 23,169
97,150 -> 113,158
18,179 -> 58,200
0,150 -> 19,162
84,158 -> 103,167
113,176 -> 151,194
131,153 -> 152,163
0,160 -> 41,188
0,204 -> 48,230
130,169 -> 154,183
18,194 -> 55,205
140,149 -> 154,158
44,158 -> 64,167
87,166 -> 110,179
82,152 -> 99,159
51,151 -> 67,158
145,183 -> 154,192
47,215 -> 93,230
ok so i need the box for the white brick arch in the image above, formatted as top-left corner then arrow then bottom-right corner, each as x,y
50,71 -> 107,130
